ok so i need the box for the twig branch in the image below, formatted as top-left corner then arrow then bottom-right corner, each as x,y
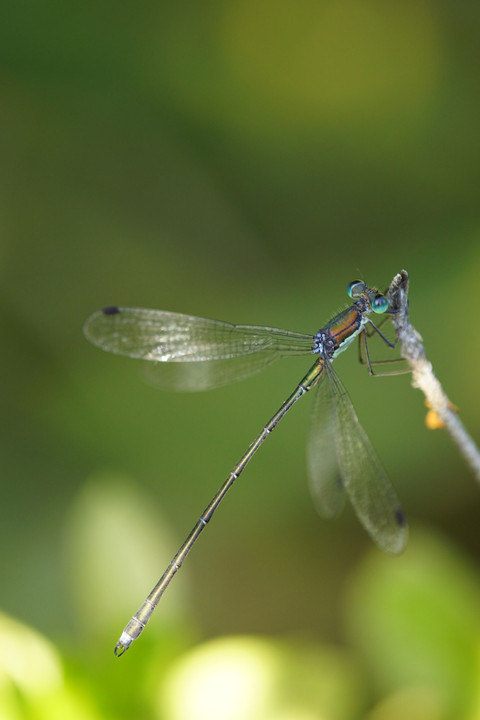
387,269 -> 480,482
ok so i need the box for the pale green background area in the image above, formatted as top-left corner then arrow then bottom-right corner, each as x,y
1,1 -> 480,718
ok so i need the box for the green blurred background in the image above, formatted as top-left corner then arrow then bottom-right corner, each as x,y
2,1 -> 480,718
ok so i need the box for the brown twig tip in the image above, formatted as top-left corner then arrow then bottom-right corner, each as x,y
387,270 -> 480,483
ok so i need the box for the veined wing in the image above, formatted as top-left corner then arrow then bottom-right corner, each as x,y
306,367 -> 346,519
324,361 -> 408,554
83,307 -> 313,391
143,353 -> 293,391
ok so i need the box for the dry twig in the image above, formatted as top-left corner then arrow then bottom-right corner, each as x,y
387,269 -> 480,482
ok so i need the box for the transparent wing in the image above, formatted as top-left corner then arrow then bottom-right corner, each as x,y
142,353 -> 282,391
83,307 -> 313,391
306,369 -> 345,518
324,361 -> 408,554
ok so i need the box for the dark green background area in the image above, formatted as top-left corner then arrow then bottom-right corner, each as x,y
1,2 -> 480,718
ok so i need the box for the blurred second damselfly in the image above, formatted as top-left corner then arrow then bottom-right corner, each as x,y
83,278 -> 407,656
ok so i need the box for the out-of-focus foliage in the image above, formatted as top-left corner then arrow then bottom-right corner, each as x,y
1,527 -> 479,719
1,0 -> 480,717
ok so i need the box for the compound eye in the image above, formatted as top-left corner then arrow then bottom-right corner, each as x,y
372,292 -> 389,314
347,280 -> 366,298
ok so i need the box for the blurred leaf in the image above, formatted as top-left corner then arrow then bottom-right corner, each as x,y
63,471 -> 188,643
157,635 -> 366,720
0,612 -> 101,720
343,527 -> 480,718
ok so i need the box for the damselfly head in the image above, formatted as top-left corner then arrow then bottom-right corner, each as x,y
347,280 -> 389,315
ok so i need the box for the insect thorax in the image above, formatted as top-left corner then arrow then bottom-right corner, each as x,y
312,330 -> 335,359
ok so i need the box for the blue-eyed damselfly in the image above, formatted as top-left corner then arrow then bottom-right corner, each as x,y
83,279 -> 407,656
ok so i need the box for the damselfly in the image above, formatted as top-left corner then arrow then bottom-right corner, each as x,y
83,279 -> 407,656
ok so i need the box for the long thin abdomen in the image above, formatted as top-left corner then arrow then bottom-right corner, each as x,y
114,360 -> 325,655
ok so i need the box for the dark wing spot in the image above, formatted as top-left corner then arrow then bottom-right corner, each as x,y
395,508 -> 407,527
102,306 -> 120,315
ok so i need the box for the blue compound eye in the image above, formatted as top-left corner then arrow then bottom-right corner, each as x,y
347,280 -> 365,298
372,293 -> 389,314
